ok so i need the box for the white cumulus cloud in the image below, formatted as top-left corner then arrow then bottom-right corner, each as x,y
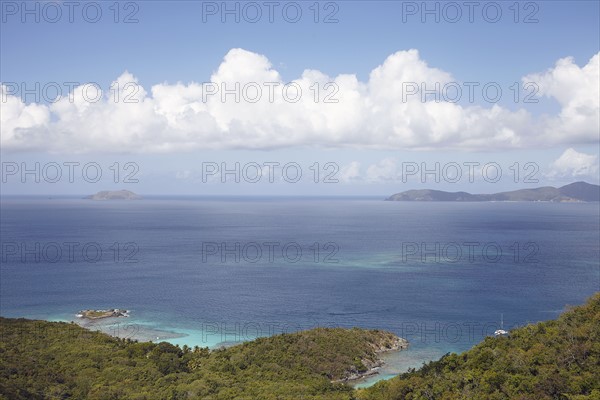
547,148 -> 599,180
524,54 -> 600,145
1,49 -> 598,153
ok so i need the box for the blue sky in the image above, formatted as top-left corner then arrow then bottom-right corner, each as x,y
1,1 -> 599,195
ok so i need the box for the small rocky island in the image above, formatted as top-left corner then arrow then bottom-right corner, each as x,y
76,309 -> 129,320
84,190 -> 141,200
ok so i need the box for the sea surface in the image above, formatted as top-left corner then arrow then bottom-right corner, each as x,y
1,197 -> 599,386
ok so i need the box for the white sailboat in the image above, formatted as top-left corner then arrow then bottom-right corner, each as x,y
494,313 -> 508,336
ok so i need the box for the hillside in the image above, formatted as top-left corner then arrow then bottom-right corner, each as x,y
1,293 -> 598,399
386,182 -> 600,202
357,293 -> 600,400
0,321 -> 403,400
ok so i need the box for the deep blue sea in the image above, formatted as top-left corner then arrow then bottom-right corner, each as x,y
1,197 -> 599,386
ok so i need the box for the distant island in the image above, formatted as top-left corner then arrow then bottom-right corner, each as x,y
84,190 -> 141,200
76,309 -> 129,320
386,181 -> 600,202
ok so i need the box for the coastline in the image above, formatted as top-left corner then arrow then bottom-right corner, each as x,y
65,310 -> 413,386
74,317 -> 188,343
333,336 -> 409,384
33,311 -> 465,383
5,311 -> 498,388
47,312 -> 255,349
62,314 -> 414,386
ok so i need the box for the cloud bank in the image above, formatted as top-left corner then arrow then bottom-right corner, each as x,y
2,49 -> 598,153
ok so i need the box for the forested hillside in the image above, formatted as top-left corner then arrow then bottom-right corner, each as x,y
358,293 -> 600,400
0,320 -> 398,400
1,293 -> 598,399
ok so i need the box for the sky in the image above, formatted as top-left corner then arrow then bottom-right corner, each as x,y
1,0 -> 599,195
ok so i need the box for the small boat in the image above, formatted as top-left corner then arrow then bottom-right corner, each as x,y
494,313 -> 508,336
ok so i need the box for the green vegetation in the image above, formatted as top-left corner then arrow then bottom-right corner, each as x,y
1,293 -> 598,399
358,293 -> 600,400
84,310 -> 106,318
0,320 -> 398,400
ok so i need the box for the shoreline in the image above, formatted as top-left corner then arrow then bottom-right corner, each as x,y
19,312 -> 448,388
73,317 -> 189,343
63,314 -> 414,386
333,336 -> 409,384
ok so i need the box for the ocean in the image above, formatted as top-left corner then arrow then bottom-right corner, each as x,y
1,197 -> 598,386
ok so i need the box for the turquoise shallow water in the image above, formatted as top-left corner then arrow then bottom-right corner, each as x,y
2,197 -> 599,386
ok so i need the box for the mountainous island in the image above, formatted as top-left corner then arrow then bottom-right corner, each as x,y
84,190 -> 142,200
386,181 -> 600,202
1,293 -> 598,399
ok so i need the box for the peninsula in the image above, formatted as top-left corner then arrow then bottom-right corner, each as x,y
386,181 -> 600,202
